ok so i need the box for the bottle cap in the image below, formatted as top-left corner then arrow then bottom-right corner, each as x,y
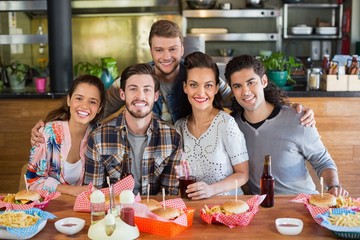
90,189 -> 105,203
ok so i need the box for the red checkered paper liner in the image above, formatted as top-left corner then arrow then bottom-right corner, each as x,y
291,193 -> 334,225
132,197 -> 189,226
200,195 -> 266,228
132,198 -> 195,236
291,194 -> 360,225
0,190 -> 61,210
73,175 -> 136,212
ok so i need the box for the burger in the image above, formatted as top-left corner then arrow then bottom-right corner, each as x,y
151,207 -> 181,220
309,193 -> 337,208
221,200 -> 249,215
140,199 -> 161,211
14,189 -> 41,204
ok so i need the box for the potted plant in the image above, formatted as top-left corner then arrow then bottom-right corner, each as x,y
260,52 -> 302,88
6,61 -> 30,92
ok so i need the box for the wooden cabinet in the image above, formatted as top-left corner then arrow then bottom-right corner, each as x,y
0,99 -> 61,193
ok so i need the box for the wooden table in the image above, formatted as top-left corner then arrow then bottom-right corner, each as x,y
32,195 -> 336,239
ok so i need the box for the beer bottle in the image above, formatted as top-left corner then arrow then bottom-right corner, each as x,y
120,154 -> 133,179
260,155 -> 274,207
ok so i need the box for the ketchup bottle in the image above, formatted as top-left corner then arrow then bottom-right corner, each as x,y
260,155 -> 274,207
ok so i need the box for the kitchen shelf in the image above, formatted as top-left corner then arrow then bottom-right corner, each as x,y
183,8 -> 282,51
182,9 -> 280,18
0,34 -> 48,45
0,1 -> 47,45
283,3 -> 343,39
0,1 -> 46,12
188,33 -> 279,42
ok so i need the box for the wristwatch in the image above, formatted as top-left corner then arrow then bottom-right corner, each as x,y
326,185 -> 341,191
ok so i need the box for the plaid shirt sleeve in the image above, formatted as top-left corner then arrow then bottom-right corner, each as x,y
84,131 -> 106,188
159,136 -> 182,195
150,121 -> 182,196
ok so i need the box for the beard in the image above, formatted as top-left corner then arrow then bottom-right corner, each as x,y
125,101 -> 154,119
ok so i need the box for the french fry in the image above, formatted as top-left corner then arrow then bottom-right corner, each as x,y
328,212 -> 360,227
0,212 -> 40,228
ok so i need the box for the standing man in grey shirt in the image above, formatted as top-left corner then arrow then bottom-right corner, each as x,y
225,55 -> 348,197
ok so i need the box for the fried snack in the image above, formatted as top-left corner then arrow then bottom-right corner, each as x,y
336,196 -> 360,208
0,212 -> 40,228
328,210 -> 360,227
203,200 -> 249,216
203,205 -> 224,215
2,194 -> 16,203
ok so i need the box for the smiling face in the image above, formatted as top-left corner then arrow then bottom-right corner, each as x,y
150,36 -> 184,80
230,68 -> 268,113
67,83 -> 102,126
184,67 -> 219,112
120,74 -> 159,119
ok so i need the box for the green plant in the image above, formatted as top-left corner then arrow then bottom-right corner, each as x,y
6,61 -> 30,82
260,52 -> 302,85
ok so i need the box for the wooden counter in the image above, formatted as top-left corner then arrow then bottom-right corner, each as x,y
0,97 -> 359,196
27,194 -> 336,239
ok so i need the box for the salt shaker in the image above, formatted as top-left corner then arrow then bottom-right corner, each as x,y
90,190 -> 105,224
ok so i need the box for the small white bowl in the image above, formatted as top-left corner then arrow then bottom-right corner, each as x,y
55,217 -> 85,235
275,218 -> 303,235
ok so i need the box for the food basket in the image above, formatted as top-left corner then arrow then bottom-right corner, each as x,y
291,194 -> 360,225
133,198 -> 194,237
0,190 -> 61,211
135,208 -> 194,237
0,208 -> 56,239
200,195 -> 265,228
316,208 -> 360,239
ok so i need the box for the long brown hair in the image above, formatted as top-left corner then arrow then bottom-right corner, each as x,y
184,51 -> 223,110
45,74 -> 106,125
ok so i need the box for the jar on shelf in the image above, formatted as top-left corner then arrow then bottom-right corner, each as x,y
307,68 -> 321,90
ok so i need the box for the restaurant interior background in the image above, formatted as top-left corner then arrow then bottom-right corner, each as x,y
0,0 -> 359,194
0,0 -> 359,80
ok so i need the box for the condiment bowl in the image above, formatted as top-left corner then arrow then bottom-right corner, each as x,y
55,217 -> 85,235
275,218 -> 303,235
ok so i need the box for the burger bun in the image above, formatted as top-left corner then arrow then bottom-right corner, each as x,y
140,199 -> 161,211
309,193 -> 336,208
15,190 -> 41,204
152,207 -> 180,220
221,200 -> 249,214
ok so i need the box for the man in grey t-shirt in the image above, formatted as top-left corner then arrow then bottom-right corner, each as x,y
224,55 -> 348,197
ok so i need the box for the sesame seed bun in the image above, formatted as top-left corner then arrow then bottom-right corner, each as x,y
140,199 -> 162,211
152,207 -> 180,220
309,193 -> 337,208
221,200 -> 249,214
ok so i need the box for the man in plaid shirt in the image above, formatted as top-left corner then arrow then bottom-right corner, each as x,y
84,63 -> 182,195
